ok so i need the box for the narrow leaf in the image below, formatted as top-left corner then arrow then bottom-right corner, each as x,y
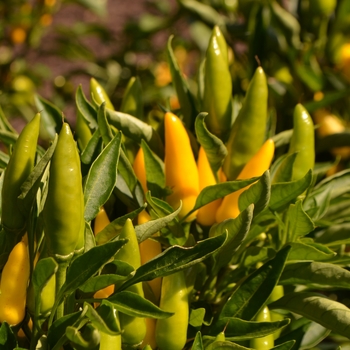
76,85 -> 98,129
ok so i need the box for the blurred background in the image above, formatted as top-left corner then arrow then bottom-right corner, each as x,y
2,0 -> 350,164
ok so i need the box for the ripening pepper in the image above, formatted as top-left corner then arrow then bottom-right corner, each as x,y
0,240 -> 30,325
155,271 -> 189,350
90,78 -> 115,110
223,66 -> 268,180
115,219 -> 147,346
43,123 -> 84,258
216,139 -> 275,222
164,112 -> 199,221
202,25 -> 232,141
196,146 -> 223,226
274,104 -> 315,182
249,306 -> 274,349
133,146 -> 148,194
1,113 -> 40,234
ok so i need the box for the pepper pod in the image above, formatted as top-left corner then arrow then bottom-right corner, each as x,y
249,306 -> 274,349
216,139 -> 275,222
115,218 -> 147,347
1,113 -> 40,236
196,146 -> 223,226
202,25 -> 233,141
223,66 -> 268,180
0,240 -> 30,325
164,112 -> 199,221
155,270 -> 189,350
90,78 -> 114,110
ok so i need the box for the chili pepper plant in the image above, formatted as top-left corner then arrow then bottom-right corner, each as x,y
1,25 -> 350,350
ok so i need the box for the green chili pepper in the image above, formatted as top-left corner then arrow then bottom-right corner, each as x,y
90,78 -> 115,110
1,113 -> 40,235
76,110 -> 92,151
155,270 -> 189,350
202,25 -> 232,141
43,122 -> 84,258
205,331 -> 225,350
249,306 -> 274,349
120,76 -> 144,120
115,218 -> 146,346
268,285 -> 285,339
274,103 -> 315,182
223,66 -> 268,180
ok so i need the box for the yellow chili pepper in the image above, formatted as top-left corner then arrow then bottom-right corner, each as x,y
133,146 -> 148,194
0,241 -> 30,325
196,146 -> 223,226
216,139 -> 275,222
164,112 -> 199,221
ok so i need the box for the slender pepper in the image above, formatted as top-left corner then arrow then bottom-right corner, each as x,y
223,66 -> 268,180
76,110 -> 92,151
43,122 -> 84,258
164,112 -> 199,221
90,78 -> 115,110
133,146 -> 148,194
216,139 -> 275,222
155,270 -> 189,350
202,25 -> 232,141
268,285 -> 285,340
196,146 -> 223,226
0,240 -> 30,325
1,113 -> 40,235
249,306 -> 274,349
274,104 -> 315,182
120,76 -> 144,120
115,218 -> 146,346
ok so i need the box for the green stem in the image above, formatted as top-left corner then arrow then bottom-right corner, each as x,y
55,260 -> 69,319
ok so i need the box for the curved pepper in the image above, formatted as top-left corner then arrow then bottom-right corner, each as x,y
164,112 -> 199,221
155,271 -> 189,350
223,66 -> 268,180
216,139 -> 275,222
1,113 -> 40,234
115,218 -> 146,346
133,146 -> 148,194
250,306 -> 274,349
90,78 -> 114,110
274,104 -> 315,182
0,240 -> 30,325
196,146 -> 223,226
202,25 -> 232,141
43,122 -> 84,258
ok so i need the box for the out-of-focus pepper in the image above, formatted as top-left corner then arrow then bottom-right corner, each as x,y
43,122 -> 84,259
76,110 -> 92,151
223,67 -> 268,180
1,113 -> 40,235
249,306 -> 274,349
202,25 -> 232,141
274,104 -> 315,182
120,76 -> 144,120
216,139 -> 275,222
90,78 -> 114,110
196,147 -> 223,226
205,332 -> 225,350
164,112 -> 199,221
155,271 -> 189,350
268,285 -> 285,340
309,0 -> 337,17
0,240 -> 30,325
115,219 -> 146,346
133,147 -> 148,194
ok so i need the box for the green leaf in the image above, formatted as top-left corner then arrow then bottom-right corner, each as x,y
271,129 -> 293,148
209,317 -> 290,341
0,129 -> 17,148
57,240 -> 128,299
119,233 -> 227,291
239,171 -> 271,216
80,128 -> 103,166
167,35 -> 197,127
303,89 -> 350,113
285,201 -> 315,242
210,205 -> 253,275
272,153 -> 298,183
204,341 -> 253,349
189,308 -> 206,328
271,340 -> 296,350
141,139 -> 166,198
18,134 -> 57,215
195,112 -> 228,176
97,102 -> 113,146
34,94 -> 63,141
268,170 -> 313,211
192,332 -> 204,350
219,246 -> 291,320
108,291 -> 173,319
269,292 -> 350,339
106,109 -> 164,158
135,205 -> 182,243
0,322 -> 17,349
76,85 -> 98,130
280,261 -> 350,288
314,223 -> 350,246
288,241 -> 335,261
84,131 -> 122,222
